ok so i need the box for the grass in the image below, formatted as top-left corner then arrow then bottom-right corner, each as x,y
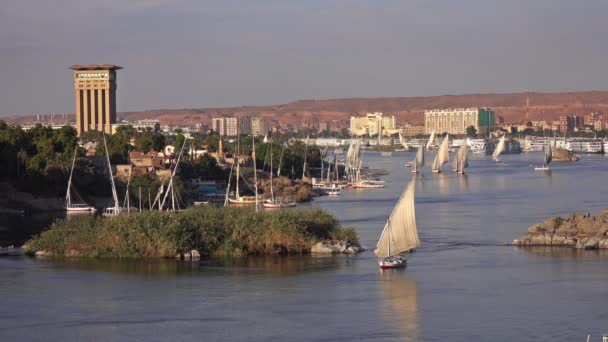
26,207 -> 359,258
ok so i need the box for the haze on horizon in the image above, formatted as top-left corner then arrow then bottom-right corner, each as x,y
1,0 -> 608,116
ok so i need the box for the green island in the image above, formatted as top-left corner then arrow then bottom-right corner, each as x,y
25,207 -> 359,258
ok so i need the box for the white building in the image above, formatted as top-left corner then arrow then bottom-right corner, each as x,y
424,108 -> 495,135
212,116 -> 252,136
250,117 -> 268,137
349,112 -> 396,136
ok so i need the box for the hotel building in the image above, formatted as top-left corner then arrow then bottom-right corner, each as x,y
70,64 -> 122,135
349,113 -> 396,136
424,108 -> 495,135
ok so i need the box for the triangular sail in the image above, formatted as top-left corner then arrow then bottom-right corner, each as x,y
544,143 -> 552,166
376,180 -> 420,258
431,154 -> 439,172
415,145 -> 424,167
492,136 -> 505,161
426,130 -> 435,150
457,139 -> 469,171
437,134 -> 450,165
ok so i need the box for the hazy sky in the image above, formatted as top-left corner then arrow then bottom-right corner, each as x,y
1,0 -> 608,115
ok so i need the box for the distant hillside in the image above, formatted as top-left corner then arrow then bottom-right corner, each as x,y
6,91 -> 608,127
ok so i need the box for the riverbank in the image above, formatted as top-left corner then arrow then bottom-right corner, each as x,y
25,207 -> 359,258
513,209 -> 608,249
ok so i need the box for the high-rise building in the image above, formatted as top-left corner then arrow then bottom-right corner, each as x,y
559,115 -> 583,132
211,117 -> 226,136
250,117 -> 268,136
424,108 -> 495,135
70,64 -> 122,135
211,116 -> 257,136
349,113 -> 396,136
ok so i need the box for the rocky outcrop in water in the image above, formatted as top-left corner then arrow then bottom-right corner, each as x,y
553,148 -> 578,162
513,209 -> 608,249
310,240 -> 364,254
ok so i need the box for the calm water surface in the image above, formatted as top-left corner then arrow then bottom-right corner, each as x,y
2,152 -> 608,341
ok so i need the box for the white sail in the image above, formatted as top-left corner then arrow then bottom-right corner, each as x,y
399,132 -> 409,150
431,154 -> 439,172
376,180 -> 420,258
457,139 -> 469,172
544,143 -> 552,166
437,134 -> 450,165
492,135 -> 505,161
426,130 -> 435,150
415,145 -> 424,167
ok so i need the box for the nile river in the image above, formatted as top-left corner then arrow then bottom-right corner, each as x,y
2,152 -> 608,341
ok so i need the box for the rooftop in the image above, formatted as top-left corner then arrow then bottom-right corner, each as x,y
69,64 -> 123,71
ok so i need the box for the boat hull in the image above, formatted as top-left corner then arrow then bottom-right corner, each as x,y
66,207 -> 97,213
263,202 -> 296,209
228,196 -> 261,205
378,256 -> 407,269
534,167 -> 551,171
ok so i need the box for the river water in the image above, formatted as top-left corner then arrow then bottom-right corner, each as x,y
1,152 -> 608,341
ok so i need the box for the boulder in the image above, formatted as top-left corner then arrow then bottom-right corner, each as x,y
344,246 -> 362,254
35,250 -> 53,257
311,241 -> 341,254
190,249 -> 201,259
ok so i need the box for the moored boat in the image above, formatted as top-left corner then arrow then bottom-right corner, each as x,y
65,147 -> 96,213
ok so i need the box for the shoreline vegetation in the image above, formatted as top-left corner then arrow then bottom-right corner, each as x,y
25,207 -> 360,258
513,209 -> 608,249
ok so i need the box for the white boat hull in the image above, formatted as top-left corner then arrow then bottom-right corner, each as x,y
66,207 -> 97,213
534,167 -> 551,171
378,256 -> 407,269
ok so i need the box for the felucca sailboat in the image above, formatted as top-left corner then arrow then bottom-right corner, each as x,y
411,145 -> 424,173
431,134 -> 450,173
65,147 -> 96,213
451,139 -> 469,174
375,180 -> 420,269
535,142 -> 552,171
492,135 -> 505,162
426,130 -> 435,150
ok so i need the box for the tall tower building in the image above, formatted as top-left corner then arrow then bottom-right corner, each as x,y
70,64 -> 122,135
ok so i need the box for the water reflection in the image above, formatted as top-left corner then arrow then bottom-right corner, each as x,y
47,255 -> 344,278
515,246 -> 608,259
435,173 -> 450,195
457,173 -> 469,191
378,270 -> 420,342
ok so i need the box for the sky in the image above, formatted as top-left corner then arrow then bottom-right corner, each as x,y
1,0 -> 608,116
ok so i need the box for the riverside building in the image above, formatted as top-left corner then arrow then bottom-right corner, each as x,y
70,64 -> 122,136
349,112 -> 396,136
424,108 -> 495,135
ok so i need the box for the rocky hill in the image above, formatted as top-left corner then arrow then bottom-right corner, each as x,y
6,91 -> 608,126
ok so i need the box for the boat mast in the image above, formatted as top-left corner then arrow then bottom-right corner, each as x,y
253,135 -> 259,212
66,146 -> 77,207
236,135 -> 240,200
103,133 -> 120,215
160,138 -> 187,211
277,142 -> 285,177
224,163 -> 234,207
269,141 -> 274,202
334,150 -> 339,181
302,134 -> 309,179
